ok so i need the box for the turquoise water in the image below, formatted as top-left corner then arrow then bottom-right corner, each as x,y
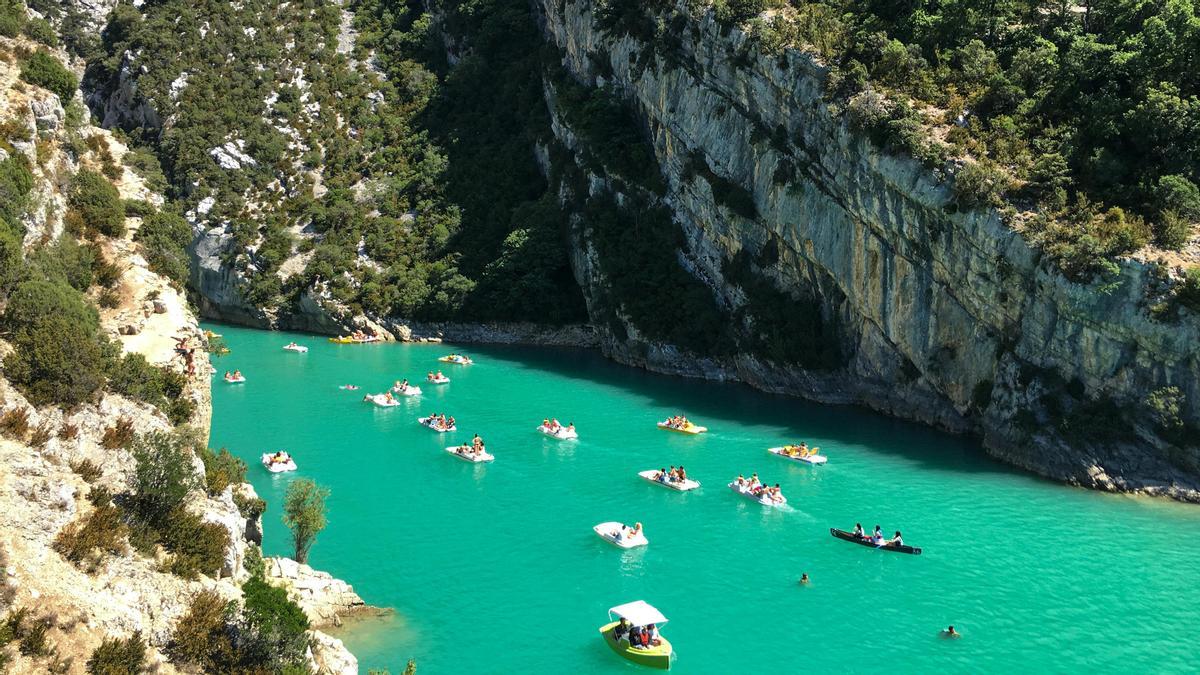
206,324 -> 1200,673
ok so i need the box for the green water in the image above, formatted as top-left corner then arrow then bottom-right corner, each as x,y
206,324 -> 1200,673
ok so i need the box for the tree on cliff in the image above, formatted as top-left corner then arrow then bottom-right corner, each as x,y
282,479 -> 328,564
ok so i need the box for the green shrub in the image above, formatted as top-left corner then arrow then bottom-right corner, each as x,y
135,209 -> 193,285
169,590 -> 234,668
19,51 -> 78,102
122,199 -> 156,218
86,631 -> 146,675
0,0 -> 24,37
953,160 -> 1010,210
129,430 -> 201,527
236,576 -> 310,667
199,447 -> 247,495
0,220 -> 21,295
108,353 -> 188,421
53,502 -> 128,569
1178,267 -> 1200,314
0,155 -> 34,227
2,278 -> 100,333
163,508 -> 229,579
23,16 -> 57,46
4,314 -> 112,407
27,235 -> 98,292
70,170 -> 126,237
1154,175 -> 1200,250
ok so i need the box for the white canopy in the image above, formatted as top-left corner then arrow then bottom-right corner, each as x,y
608,600 -> 668,626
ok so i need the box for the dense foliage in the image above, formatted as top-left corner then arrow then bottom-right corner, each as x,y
597,0 -> 1200,281
282,478 -> 328,564
88,0 -> 584,323
18,50 -> 77,101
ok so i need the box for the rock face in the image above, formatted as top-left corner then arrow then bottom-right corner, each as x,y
535,0 -> 1200,499
264,557 -> 372,627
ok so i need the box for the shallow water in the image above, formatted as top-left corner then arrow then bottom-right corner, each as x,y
206,324 -> 1200,673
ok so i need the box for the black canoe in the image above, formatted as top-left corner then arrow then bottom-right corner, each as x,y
830,528 -> 922,555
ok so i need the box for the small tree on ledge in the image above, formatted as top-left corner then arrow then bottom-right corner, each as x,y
282,478 -> 329,564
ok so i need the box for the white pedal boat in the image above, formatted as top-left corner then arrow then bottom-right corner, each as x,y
537,424 -> 578,440
445,445 -> 493,463
427,374 -> 450,384
728,482 -> 788,507
638,470 -> 700,491
419,417 -> 456,433
282,344 -> 308,353
594,522 -> 648,549
767,446 -> 827,465
391,384 -> 422,396
261,453 -> 297,473
224,375 -> 246,383
367,394 -> 401,407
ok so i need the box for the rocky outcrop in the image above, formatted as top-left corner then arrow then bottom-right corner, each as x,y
535,0 -> 1200,499
264,556 -> 378,628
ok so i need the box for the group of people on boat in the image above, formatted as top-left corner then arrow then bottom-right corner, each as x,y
661,415 -> 693,429
265,450 -> 292,465
443,353 -> 471,363
779,442 -> 819,458
650,466 -> 689,484
611,522 -> 644,543
427,371 -> 448,382
423,413 -> 456,430
393,379 -> 415,392
540,418 -> 575,434
451,435 -> 487,458
732,473 -> 786,503
224,369 -> 244,381
342,330 -> 375,341
285,341 -> 302,349
850,523 -> 904,547
365,391 -> 396,403
612,617 -> 662,650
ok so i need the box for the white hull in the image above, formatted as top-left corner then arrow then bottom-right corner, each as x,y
767,447 -> 827,465
419,417 -> 456,433
728,482 -> 787,507
368,394 -> 401,407
657,421 -> 707,434
638,470 -> 700,491
261,454 -> 297,472
282,345 -> 308,353
537,425 -> 578,440
445,446 -> 493,463
427,376 -> 450,384
593,522 -> 648,548
224,376 -> 246,384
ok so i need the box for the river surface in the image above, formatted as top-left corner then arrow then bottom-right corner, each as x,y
205,323 -> 1200,673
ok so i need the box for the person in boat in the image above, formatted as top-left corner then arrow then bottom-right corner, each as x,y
472,434 -> 484,448
646,623 -> 661,647
542,418 -> 550,429
629,522 -> 643,538
799,573 -> 810,585
447,415 -> 456,428
889,531 -> 903,546
676,465 -> 688,481
436,370 -> 445,378
613,617 -> 631,642
871,526 -> 884,545
853,523 -> 865,538
566,422 -> 575,433
667,465 -> 677,482
633,626 -> 651,650
655,468 -> 668,483
385,392 -> 395,402
224,370 -> 231,379
735,474 -> 746,487
942,625 -> 960,638
233,369 -> 243,378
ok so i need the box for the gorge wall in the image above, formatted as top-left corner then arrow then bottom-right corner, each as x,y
534,0 -> 1200,499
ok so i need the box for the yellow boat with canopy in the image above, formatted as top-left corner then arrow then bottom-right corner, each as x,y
599,600 -> 673,669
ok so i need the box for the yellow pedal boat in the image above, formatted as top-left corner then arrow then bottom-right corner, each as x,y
599,601 -> 673,670
657,420 -> 707,434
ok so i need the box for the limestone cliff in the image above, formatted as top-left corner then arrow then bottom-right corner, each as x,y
535,0 -> 1200,500
0,31 -> 360,672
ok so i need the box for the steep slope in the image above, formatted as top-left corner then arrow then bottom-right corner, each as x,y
534,0 -> 1200,499
0,27 -> 361,671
